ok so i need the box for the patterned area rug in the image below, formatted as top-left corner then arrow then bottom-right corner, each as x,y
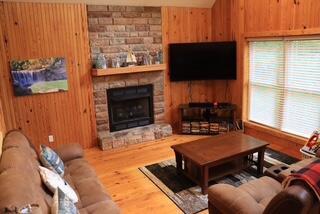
139,148 -> 299,214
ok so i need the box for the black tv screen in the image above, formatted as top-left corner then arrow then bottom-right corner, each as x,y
169,42 -> 237,81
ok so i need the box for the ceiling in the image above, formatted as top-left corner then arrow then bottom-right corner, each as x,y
3,0 -> 217,8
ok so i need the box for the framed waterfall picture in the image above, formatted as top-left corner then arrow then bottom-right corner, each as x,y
10,57 -> 68,96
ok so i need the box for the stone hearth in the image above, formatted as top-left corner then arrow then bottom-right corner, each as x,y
98,124 -> 172,150
93,71 -> 172,150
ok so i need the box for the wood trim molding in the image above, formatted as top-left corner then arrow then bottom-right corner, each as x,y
244,28 -> 320,39
3,0 -> 217,8
244,121 -> 306,146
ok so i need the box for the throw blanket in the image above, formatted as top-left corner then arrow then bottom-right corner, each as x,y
283,159 -> 320,200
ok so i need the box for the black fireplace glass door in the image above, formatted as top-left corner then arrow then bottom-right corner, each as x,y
111,97 -> 150,123
107,84 -> 154,132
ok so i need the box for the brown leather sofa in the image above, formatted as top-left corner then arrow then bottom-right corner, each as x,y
0,130 -> 120,213
208,157 -> 320,214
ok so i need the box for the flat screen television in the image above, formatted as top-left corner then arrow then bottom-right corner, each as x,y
169,42 -> 237,81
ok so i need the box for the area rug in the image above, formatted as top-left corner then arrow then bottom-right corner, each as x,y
139,148 -> 299,214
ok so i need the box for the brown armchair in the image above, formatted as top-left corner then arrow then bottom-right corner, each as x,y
208,151 -> 320,214
208,176 -> 319,214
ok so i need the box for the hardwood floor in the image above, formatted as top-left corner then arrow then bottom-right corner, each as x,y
85,134 -> 301,214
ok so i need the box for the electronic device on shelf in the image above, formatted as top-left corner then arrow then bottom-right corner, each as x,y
189,102 -> 213,108
217,102 -> 233,109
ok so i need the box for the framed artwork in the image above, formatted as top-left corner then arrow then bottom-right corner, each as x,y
10,57 -> 68,96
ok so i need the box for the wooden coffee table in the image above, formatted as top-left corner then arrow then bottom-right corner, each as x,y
171,132 -> 269,194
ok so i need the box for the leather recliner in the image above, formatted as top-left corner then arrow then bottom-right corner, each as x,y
208,153 -> 320,214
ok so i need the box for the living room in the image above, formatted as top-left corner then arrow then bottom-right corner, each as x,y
0,0 -> 319,213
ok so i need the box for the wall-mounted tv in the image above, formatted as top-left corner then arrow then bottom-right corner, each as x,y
169,42 -> 237,81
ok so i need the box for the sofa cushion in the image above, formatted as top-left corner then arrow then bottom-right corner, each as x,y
0,168 -> 51,213
74,177 -> 110,208
54,143 -> 84,163
238,176 -> 282,205
208,183 -> 265,214
78,200 -> 120,214
2,130 -> 37,159
40,145 -> 65,177
0,147 -> 41,185
65,159 -> 97,181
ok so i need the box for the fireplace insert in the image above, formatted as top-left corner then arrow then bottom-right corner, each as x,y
107,84 -> 154,132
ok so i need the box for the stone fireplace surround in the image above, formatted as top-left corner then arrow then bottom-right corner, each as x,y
93,71 -> 172,150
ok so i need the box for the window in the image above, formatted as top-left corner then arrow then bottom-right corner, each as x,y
248,39 -> 320,138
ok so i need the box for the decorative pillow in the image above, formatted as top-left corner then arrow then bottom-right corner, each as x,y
39,145 -> 65,177
52,188 -> 78,214
39,166 -> 78,203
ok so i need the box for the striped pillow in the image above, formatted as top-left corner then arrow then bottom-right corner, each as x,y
52,188 -> 78,214
40,145 -> 65,177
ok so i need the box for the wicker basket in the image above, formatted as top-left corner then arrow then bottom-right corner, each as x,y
300,148 -> 316,160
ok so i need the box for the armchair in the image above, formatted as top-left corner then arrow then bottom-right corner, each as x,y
208,152 -> 320,214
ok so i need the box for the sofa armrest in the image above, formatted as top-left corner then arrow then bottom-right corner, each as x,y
264,183 -> 315,214
208,184 -> 264,214
54,143 -> 84,162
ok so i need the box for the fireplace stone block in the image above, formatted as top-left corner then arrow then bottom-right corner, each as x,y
98,123 -> 172,150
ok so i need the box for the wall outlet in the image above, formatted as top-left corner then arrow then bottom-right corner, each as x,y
48,135 -> 54,143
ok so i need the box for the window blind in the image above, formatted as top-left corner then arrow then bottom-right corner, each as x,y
248,39 -> 320,138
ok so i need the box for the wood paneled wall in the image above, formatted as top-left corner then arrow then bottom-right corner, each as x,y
213,0 -> 320,146
0,96 -> 6,154
162,7 -> 222,131
0,2 -> 96,149
0,10 -> 7,153
244,0 -> 320,33
211,0 -> 244,118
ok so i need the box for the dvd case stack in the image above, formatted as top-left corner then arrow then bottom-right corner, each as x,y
200,122 -> 209,134
182,122 -> 191,134
209,123 -> 219,135
191,122 -> 200,134
219,122 -> 229,133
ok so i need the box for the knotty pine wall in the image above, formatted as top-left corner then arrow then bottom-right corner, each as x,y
211,0 -> 244,120
212,0 -> 320,152
244,0 -> 320,33
163,7 -> 234,131
0,97 -> 6,155
0,14 -> 7,154
0,2 -> 97,149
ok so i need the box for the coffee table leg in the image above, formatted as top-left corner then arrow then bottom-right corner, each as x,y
175,151 -> 183,175
200,166 -> 209,194
257,149 -> 265,176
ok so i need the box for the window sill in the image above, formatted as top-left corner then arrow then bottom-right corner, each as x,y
244,121 -> 307,146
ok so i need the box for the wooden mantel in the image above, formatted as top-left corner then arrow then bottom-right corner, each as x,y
92,64 -> 166,77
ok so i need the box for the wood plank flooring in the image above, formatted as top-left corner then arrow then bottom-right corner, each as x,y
85,134 -> 301,214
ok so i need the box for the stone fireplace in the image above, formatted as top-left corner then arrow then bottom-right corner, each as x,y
89,5 -> 172,150
93,71 -> 172,150
107,84 -> 154,132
